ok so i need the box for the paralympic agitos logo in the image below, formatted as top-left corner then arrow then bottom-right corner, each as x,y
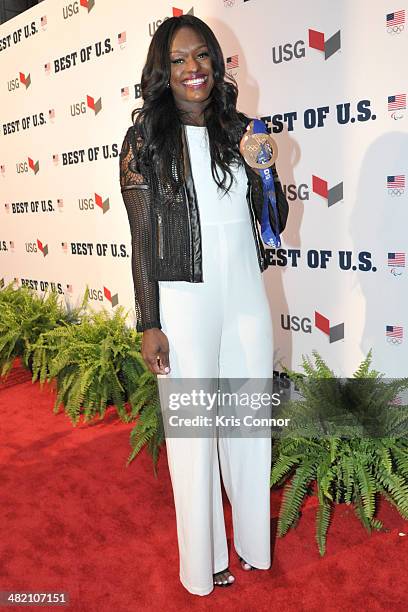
272,28 -> 341,64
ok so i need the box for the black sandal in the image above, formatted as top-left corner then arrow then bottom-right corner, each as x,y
239,556 -> 255,571
213,568 -> 235,587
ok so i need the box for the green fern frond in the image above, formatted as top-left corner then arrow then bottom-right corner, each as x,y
392,447 -> 408,478
316,501 -> 332,556
317,459 -> 336,503
270,454 -> 302,487
310,350 -> 335,378
370,518 -> 383,531
354,493 -> 372,532
278,458 -> 319,536
376,469 -> 408,517
342,453 -> 355,504
353,349 -> 374,379
355,463 -> 376,519
127,399 -> 162,467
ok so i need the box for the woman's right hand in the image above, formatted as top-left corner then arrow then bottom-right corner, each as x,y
141,328 -> 170,375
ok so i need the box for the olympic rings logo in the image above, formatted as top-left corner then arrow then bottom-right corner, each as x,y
387,25 -> 405,34
247,137 -> 273,155
224,0 -> 235,6
387,188 -> 405,196
245,143 -> 261,154
387,337 -> 403,344
245,143 -> 272,157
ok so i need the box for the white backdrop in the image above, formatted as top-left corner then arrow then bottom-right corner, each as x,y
0,0 -> 407,376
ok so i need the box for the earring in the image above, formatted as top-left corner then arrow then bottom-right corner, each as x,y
167,81 -> 170,88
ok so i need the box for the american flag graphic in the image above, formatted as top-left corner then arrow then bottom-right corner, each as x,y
121,86 -> 129,98
386,325 -> 403,339
118,31 -> 126,45
41,15 -> 47,27
388,94 -> 406,111
4,203 -> 10,211
66,284 -> 73,293
390,394 -> 403,405
57,198 -> 64,208
0,165 -> 5,174
53,154 -> 59,165
226,54 -> 239,70
388,252 -> 405,267
387,175 -> 405,188
392,389 -> 408,405
61,242 -> 67,252
386,10 -> 405,26
10,241 -> 14,249
44,62 -> 51,74
49,109 -> 55,120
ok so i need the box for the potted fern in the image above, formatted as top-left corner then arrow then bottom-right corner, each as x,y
0,281 -> 82,378
1,280 -> 164,467
271,350 -> 408,555
31,304 -> 147,425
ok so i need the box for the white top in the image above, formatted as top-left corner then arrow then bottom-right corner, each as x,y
185,125 -> 250,226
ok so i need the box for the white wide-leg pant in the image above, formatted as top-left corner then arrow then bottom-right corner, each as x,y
157,218 -> 273,596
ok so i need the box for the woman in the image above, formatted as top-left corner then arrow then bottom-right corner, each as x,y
119,14 -> 288,596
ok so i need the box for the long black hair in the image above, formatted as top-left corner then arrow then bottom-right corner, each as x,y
132,15 -> 248,194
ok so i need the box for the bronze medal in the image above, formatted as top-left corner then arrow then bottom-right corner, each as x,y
239,120 -> 278,170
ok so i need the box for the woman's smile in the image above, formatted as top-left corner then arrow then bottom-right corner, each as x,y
182,74 -> 209,89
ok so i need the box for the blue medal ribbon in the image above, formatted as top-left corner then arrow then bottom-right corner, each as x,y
252,119 -> 281,248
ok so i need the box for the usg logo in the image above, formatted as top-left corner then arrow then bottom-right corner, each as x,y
281,314 -> 312,333
315,311 -> 344,343
272,27 -> 341,64
309,29 -> 341,60
85,285 -> 119,307
63,0 -> 95,20
312,175 -> 343,207
149,6 -> 194,37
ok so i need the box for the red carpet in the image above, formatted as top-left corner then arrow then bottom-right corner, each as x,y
1,379 -> 407,612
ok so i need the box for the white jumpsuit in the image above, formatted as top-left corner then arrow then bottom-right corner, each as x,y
157,125 -> 273,596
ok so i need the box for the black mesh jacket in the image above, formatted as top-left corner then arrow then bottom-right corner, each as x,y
119,117 -> 289,332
